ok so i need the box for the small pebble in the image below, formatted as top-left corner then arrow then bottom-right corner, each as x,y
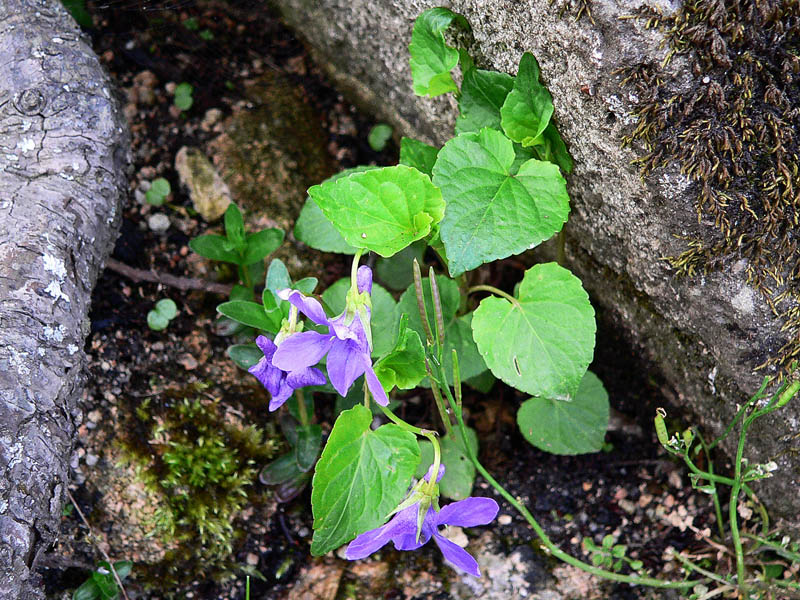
246,552 -> 259,566
498,514 -> 512,526
85,453 -> 99,467
148,213 -> 170,233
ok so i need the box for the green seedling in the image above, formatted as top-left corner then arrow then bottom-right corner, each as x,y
145,177 -> 170,206
147,298 -> 178,331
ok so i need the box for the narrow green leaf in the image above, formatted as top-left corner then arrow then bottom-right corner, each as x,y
471,263 -> 596,400
500,52 -> 554,147
295,424 -> 323,472
189,234 -> 240,264
260,453 -> 304,485
227,343 -> 263,370
399,138 -> 440,177
322,278 -> 397,357
243,228 -> 284,265
433,128 -> 570,275
455,68 -> 514,135
294,277 -> 318,295
111,561 -> 133,581
217,300 -> 278,332
62,0 -> 93,28
308,165 -> 444,258
374,317 -> 426,391
408,7 -> 468,97
90,569 -> 118,600
517,370 -> 609,455
266,258 -> 292,302
310,405 -> 420,555
230,284 -> 253,302
416,428 -> 478,500
224,203 -> 246,250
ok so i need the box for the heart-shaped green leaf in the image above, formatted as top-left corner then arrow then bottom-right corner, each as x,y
517,370 -> 609,454
311,405 -> 420,555
399,138 -> 439,177
408,7 -> 468,97
295,167 -> 377,255
500,52 -> 554,147
308,165 -> 444,257
455,68 -> 514,135
433,128 -> 570,275
471,262 -> 595,400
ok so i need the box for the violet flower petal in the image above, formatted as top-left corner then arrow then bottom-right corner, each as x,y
326,339 -> 365,396
268,380 -> 295,411
345,504 -> 423,559
279,290 -> 330,326
390,504 -> 434,551
272,331 -> 333,371
285,366 -> 326,390
437,497 -> 499,528
424,463 -> 446,483
254,335 -> 277,359
433,533 -> 481,577
356,265 -> 373,294
363,360 -> 389,406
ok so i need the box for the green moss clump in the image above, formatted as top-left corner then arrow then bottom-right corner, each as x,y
120,386 -> 279,587
619,0 -> 800,372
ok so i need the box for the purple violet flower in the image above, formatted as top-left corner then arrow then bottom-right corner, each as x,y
271,266 -> 389,405
248,335 -> 326,411
345,466 -> 499,577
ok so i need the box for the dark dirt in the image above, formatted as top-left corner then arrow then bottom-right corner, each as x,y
40,1 -> 722,598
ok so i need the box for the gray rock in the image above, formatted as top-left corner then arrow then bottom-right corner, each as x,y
174,145 -> 231,222
147,212 -> 171,234
269,0 -> 800,529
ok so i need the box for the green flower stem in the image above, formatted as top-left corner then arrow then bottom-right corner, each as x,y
376,402 -> 441,495
451,349 -> 462,411
708,377 -> 769,451
238,263 -> 253,290
350,249 -> 365,293
295,389 -> 309,427
467,284 -> 521,308
435,359 -> 702,591
693,430 -> 725,540
425,358 -> 453,436
670,551 -> 734,588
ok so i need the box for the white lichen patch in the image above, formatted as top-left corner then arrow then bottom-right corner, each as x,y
731,285 -> 755,315
44,324 -> 65,343
16,138 -> 35,153
45,280 -> 70,303
8,349 -> 31,378
43,253 -> 67,279
67,344 -> 79,355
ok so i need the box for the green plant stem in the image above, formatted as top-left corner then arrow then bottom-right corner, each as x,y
467,284 -> 520,307
295,389 -> 309,427
669,551 -> 733,588
350,249 -> 365,293
694,430 -> 725,540
413,259 -> 435,345
708,376 -> 769,451
425,358 -> 453,436
239,263 -> 253,290
434,361 -> 701,590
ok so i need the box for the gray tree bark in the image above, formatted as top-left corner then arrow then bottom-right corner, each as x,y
0,1 -> 129,598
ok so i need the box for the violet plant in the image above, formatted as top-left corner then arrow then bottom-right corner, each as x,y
189,7 -> 799,591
